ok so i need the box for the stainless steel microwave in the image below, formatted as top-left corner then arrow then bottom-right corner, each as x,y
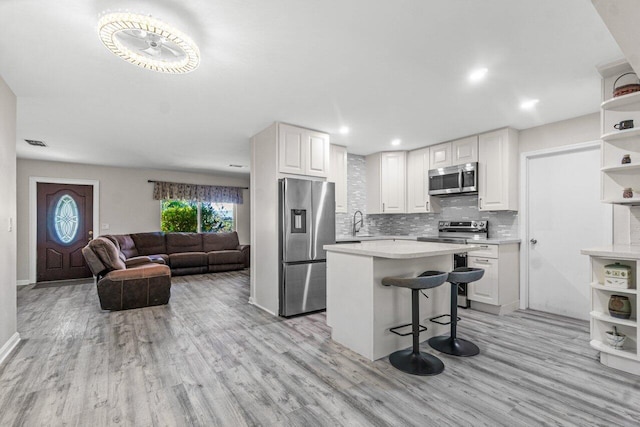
428,162 -> 478,196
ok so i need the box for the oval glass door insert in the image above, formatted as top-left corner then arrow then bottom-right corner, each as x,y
54,194 -> 79,243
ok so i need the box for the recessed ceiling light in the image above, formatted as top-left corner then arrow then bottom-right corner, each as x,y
98,12 -> 200,74
469,68 -> 488,82
339,126 -> 350,135
25,139 -> 47,147
520,99 -> 540,110
391,139 -> 401,146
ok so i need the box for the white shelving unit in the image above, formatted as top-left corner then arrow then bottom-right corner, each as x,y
585,253 -> 640,374
600,63 -> 640,204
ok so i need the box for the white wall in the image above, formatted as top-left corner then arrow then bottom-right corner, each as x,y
519,112 -> 601,153
16,160 -> 250,282
0,75 -> 18,360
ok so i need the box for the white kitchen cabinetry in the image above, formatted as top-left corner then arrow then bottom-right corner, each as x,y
429,136 -> 478,169
452,136 -> 478,165
468,242 -> 519,314
598,61 -> 640,205
407,147 -> 440,213
581,248 -> 640,375
478,128 -> 519,211
278,123 -> 330,178
366,151 -> 406,214
429,142 -> 452,168
329,144 -> 348,213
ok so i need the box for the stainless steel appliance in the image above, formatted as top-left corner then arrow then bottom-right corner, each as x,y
418,220 -> 488,308
428,162 -> 478,196
279,178 -> 335,317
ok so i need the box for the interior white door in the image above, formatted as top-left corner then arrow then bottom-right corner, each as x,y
527,145 -> 611,320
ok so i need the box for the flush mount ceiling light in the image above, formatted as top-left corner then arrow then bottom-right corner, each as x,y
391,139 -> 401,146
98,12 -> 200,74
521,99 -> 540,110
339,126 -> 350,135
469,68 -> 488,82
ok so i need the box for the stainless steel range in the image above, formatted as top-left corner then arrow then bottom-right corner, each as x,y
417,220 -> 488,243
418,221 -> 488,308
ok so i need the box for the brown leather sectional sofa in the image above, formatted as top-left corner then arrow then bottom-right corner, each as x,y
82,231 -> 250,311
104,231 -> 250,276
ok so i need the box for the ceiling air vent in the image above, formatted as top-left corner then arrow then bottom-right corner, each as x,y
25,139 -> 47,147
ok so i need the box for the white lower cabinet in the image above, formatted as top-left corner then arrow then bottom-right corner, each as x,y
467,256 -> 498,304
467,242 -> 519,314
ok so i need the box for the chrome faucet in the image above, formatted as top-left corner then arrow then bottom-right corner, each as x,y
352,210 -> 364,236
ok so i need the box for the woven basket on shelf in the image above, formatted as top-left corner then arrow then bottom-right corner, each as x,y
613,72 -> 640,97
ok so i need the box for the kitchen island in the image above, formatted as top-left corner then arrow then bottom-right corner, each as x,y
324,240 -> 479,361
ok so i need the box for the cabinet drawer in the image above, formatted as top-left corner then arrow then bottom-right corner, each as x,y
468,243 -> 498,258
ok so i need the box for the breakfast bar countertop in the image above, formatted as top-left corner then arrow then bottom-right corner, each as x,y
324,240 -> 479,259
334,235 -> 521,245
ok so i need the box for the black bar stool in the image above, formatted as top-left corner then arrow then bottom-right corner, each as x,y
428,267 -> 484,357
382,270 -> 449,376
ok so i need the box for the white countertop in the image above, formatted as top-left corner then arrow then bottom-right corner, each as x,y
335,235 -> 521,245
324,240 -> 479,259
581,245 -> 640,259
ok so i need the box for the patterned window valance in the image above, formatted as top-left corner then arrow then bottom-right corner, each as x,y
151,180 -> 244,204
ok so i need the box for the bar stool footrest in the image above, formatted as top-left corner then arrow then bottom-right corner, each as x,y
429,314 -> 461,326
390,322 -> 427,337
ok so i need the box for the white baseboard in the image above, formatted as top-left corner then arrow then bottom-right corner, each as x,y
0,332 -> 20,366
470,300 -> 520,315
248,298 -> 277,317
16,280 -> 30,286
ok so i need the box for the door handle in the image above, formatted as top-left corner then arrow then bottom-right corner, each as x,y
382,203 -> 385,213
458,170 -> 463,191
530,238 -> 537,244
425,200 -> 429,211
479,197 -> 483,209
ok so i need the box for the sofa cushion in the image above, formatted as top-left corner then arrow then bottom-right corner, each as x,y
166,232 -> 203,254
131,232 -> 166,256
168,252 -> 207,268
208,250 -> 244,265
107,234 -> 139,259
90,237 -> 126,271
202,232 -> 240,252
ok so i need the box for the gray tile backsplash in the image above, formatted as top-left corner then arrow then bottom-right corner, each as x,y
335,154 -> 519,239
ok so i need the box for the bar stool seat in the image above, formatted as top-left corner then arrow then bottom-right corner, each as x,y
428,267 -> 485,357
382,270 -> 449,376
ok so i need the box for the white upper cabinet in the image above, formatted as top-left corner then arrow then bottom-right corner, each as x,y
430,136 -> 478,169
429,142 -> 452,168
329,144 -> 348,213
278,123 -> 330,178
452,135 -> 478,165
478,128 -> 519,211
366,152 -> 406,214
407,147 -> 440,213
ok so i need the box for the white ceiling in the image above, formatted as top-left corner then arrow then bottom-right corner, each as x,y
0,0 -> 623,175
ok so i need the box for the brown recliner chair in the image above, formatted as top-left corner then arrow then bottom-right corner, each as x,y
82,237 -> 172,311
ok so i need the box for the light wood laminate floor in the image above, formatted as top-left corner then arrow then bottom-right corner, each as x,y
1,270 -> 639,426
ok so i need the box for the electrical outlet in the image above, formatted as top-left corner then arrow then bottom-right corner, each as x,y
8,217 -> 12,232
101,223 -> 110,230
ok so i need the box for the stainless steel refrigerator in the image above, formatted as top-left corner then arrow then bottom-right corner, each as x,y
279,178 -> 335,317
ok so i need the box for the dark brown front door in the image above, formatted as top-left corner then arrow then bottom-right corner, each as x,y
37,183 -> 94,282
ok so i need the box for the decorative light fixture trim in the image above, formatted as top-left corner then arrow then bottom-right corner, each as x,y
98,12 -> 200,74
